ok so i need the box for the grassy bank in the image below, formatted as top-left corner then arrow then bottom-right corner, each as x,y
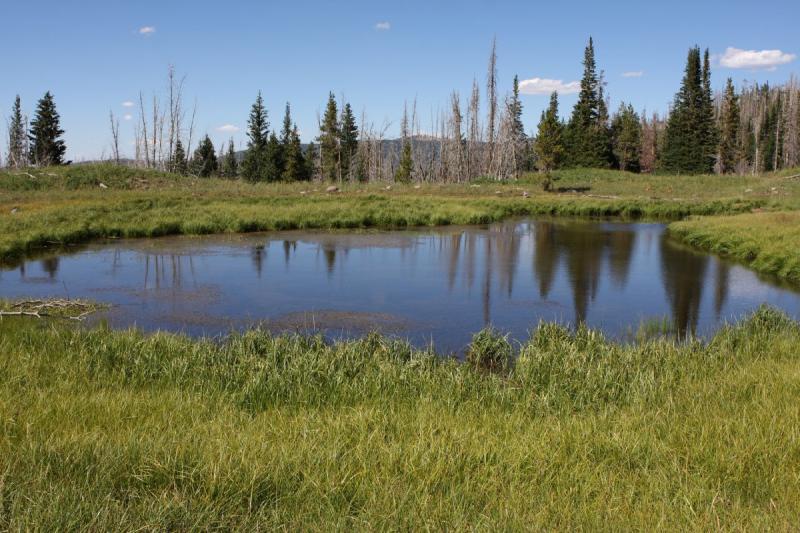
669,211 -> 800,283
3,164 -> 798,263
1,307 -> 799,529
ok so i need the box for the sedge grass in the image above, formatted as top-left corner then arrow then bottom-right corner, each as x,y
0,306 -> 799,529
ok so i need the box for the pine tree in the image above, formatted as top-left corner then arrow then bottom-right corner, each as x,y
6,95 -> 27,168
171,139 -> 188,175
222,138 -> 238,178
304,142 -> 318,180
339,102 -> 358,180
564,37 -> 612,168
534,92 -> 564,173
395,140 -> 413,183
282,125 -> 306,181
663,47 -> 716,173
241,92 -> 269,182
28,92 -> 66,166
265,132 -> 282,181
508,75 -> 528,172
318,92 -> 340,181
718,78 -> 740,174
191,134 -> 218,177
611,103 -> 642,172
700,49 -> 718,171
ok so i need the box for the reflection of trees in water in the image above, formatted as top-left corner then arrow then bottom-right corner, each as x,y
40,257 -> 60,279
713,262 -> 730,319
531,222 -> 628,324
251,245 -> 266,278
283,240 -> 297,268
323,248 -> 336,275
533,222 -> 558,299
561,226 -> 605,324
607,230 -> 636,288
660,237 -> 709,337
143,253 -> 198,289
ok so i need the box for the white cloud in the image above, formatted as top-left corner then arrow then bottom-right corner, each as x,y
138,26 -> 156,35
518,77 -> 580,95
121,101 -> 134,108
216,124 -> 240,133
720,47 -> 796,70
123,114 -> 133,121
621,71 -> 644,78
375,21 -> 391,31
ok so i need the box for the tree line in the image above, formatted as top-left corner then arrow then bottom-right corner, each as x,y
5,40 -> 800,179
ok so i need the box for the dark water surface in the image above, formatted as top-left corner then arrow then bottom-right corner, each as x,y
2,219 -> 799,352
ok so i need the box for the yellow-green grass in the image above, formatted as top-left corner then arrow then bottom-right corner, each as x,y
1,306 -> 799,529
4,164 -> 798,263
670,211 -> 800,283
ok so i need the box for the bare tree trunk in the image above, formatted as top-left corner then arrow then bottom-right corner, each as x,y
109,110 -> 120,164
485,37 -> 498,177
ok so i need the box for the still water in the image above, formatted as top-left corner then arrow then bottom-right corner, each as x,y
2,220 -> 799,352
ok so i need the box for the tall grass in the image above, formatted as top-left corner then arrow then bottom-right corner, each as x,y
670,211 -> 800,282
1,306 -> 799,529
1,164 -> 783,264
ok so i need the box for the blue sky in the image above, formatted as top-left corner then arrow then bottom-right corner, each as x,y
2,0 -> 798,161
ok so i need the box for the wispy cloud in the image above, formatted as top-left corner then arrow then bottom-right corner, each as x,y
720,47 -> 795,70
518,77 -> 580,95
375,21 -> 391,31
121,101 -> 134,108
216,124 -> 240,133
621,71 -> 644,78
138,26 -> 156,36
123,114 -> 133,121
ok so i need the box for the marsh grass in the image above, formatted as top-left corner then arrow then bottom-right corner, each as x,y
1,306 -> 799,529
670,211 -> 800,282
3,164 -> 794,264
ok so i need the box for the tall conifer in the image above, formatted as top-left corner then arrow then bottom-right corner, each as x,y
29,92 -> 66,166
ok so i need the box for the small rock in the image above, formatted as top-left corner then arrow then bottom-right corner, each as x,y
771,187 -> 778,192
494,190 -> 501,194
99,182 -> 108,189
325,185 -> 339,193
299,191 -> 307,195
470,184 -> 480,188
413,184 -> 421,189
385,185 -> 392,190
744,188 -> 753,193
10,207 -> 19,214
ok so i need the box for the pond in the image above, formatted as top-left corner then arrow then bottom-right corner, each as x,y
2,219 -> 799,352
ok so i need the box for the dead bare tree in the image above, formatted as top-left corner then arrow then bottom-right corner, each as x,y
109,110 -> 120,164
485,37 -> 498,176
468,78 -> 481,180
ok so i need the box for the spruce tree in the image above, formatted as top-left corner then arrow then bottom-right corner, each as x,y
700,49 -> 718,171
28,91 -> 66,166
395,140 -> 413,183
663,47 -> 716,173
222,139 -> 238,178
6,95 -> 27,168
282,125 -> 306,181
611,103 -> 642,172
265,132 -> 283,181
508,75 -> 528,172
564,37 -> 611,168
339,102 -> 358,180
171,139 -> 188,175
318,92 -> 340,181
718,78 -> 740,174
304,142 -> 318,180
241,92 -> 269,182
534,92 -> 564,173
191,134 -> 218,177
